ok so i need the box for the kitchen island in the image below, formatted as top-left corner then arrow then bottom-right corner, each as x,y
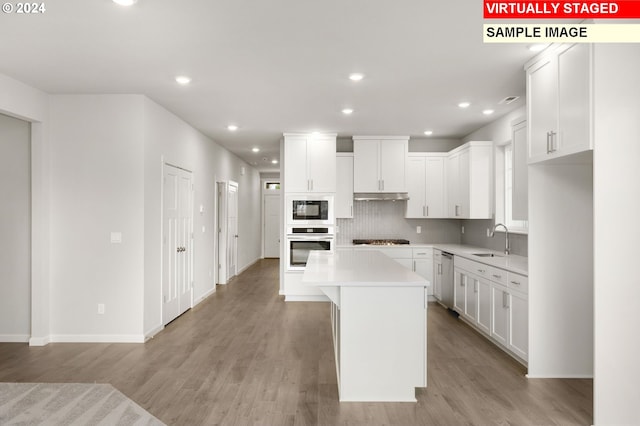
303,249 -> 430,402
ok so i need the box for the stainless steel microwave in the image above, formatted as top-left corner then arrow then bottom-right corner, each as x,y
286,194 -> 334,225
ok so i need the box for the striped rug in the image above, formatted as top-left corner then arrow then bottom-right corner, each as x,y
0,383 -> 165,425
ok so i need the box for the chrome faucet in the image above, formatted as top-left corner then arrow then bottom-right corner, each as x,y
491,223 -> 510,255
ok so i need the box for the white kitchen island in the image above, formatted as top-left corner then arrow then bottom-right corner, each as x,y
303,249 -> 430,402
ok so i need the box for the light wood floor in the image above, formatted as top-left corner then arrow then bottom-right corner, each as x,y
0,259 -> 592,425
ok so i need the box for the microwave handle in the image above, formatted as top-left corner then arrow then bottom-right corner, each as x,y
287,237 -> 334,241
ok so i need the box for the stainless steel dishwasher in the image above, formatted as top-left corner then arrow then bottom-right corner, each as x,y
441,252 -> 454,309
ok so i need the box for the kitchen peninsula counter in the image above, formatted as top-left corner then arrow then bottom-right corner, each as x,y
303,249 -> 429,402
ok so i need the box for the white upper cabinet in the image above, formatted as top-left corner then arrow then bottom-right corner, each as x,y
447,141 -> 493,219
336,153 -> 354,218
284,133 -> 336,193
526,43 -> 592,164
406,154 -> 446,218
353,136 -> 408,193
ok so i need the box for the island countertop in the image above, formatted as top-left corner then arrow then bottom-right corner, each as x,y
303,249 -> 430,287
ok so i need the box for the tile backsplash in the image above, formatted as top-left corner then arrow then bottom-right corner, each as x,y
336,201 -> 462,245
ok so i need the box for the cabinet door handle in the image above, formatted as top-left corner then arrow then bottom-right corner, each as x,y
478,269 -> 485,274
423,206 -> 426,217
413,260 -> 416,271
493,274 -> 502,279
503,291 -> 510,309
510,280 -> 520,286
474,281 -> 478,293
550,131 -> 557,152
546,131 -> 551,153
438,263 -> 442,275
426,206 -> 429,216
381,179 -> 384,191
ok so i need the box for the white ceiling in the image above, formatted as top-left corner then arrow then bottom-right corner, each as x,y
0,1 -> 540,172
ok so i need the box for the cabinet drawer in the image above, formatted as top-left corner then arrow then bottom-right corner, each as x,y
489,268 -> 508,286
508,272 -> 528,294
412,248 -> 432,259
455,257 -> 490,278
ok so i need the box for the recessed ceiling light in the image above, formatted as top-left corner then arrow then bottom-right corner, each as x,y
458,102 -> 471,108
271,159 -> 278,164
175,75 -> 191,85
252,147 -> 260,153
424,130 -> 433,136
113,0 -> 137,5
483,109 -> 495,115
349,73 -> 364,81
342,108 -> 354,115
227,124 -> 238,131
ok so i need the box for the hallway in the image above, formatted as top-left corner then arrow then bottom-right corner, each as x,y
0,259 -> 592,425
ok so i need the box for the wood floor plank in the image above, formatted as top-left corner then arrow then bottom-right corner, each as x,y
0,259 -> 592,425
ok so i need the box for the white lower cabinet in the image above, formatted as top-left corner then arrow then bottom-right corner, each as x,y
455,256 -> 528,364
508,289 -> 528,360
453,268 -> 491,336
433,250 -> 443,301
356,246 -> 434,298
491,283 -> 510,347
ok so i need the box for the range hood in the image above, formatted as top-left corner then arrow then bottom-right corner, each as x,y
353,192 -> 410,201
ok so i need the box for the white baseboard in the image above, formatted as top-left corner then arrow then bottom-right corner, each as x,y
284,295 -> 330,302
526,373 -> 594,379
29,335 -> 51,346
0,334 -> 30,343
49,334 -> 146,343
237,257 -> 260,275
144,324 -> 164,341
193,287 -> 216,307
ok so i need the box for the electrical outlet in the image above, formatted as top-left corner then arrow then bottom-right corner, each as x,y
97,304 -> 105,315
461,225 -> 465,234
416,226 -> 422,234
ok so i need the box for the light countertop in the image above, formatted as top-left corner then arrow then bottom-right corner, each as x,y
433,244 -> 528,276
338,243 -> 528,276
303,250 -> 430,287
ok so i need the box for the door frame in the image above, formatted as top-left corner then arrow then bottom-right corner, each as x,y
216,181 -> 228,284
261,177 -> 281,259
161,162 -> 194,325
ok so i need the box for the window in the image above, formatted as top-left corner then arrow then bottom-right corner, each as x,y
497,143 -> 528,233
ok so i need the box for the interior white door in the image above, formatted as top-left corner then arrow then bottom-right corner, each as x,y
263,194 -> 280,258
217,182 -> 227,284
227,181 -> 238,280
163,165 -> 193,325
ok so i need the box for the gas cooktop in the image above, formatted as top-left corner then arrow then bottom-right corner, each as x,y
353,239 -> 411,246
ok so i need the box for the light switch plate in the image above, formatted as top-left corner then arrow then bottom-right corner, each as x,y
416,226 -> 422,234
110,232 -> 122,243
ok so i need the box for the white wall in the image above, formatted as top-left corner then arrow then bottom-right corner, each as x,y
142,98 -> 262,336
0,113 -> 31,341
593,44 -> 640,425
48,95 -> 146,341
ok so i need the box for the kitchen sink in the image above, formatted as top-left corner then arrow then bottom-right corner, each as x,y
472,253 -> 504,258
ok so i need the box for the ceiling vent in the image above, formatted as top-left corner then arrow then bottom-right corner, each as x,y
499,96 -> 520,105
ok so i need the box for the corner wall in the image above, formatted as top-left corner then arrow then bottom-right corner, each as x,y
593,43 -> 640,426
48,95 -> 146,341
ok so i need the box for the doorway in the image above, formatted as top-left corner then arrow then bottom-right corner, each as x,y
216,180 -> 238,284
263,194 -> 280,258
0,113 -> 31,342
162,164 -> 193,325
